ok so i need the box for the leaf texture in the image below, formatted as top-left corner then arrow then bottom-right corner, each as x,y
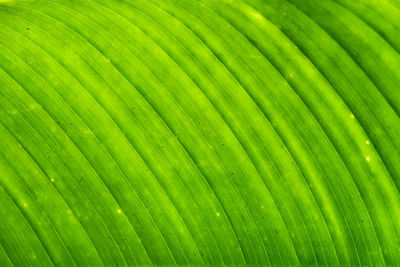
0,0 -> 399,265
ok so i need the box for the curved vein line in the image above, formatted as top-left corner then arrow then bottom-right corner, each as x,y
191,6 -> 326,265
0,92 -> 153,266
0,45 -> 131,266
252,1 -> 400,210
189,1 -> 344,263
0,184 -> 55,266
0,92 -> 107,266
135,0 -> 328,264
326,1 -> 400,148
0,34 -> 148,266
0,151 -> 57,266
4,0 -> 397,265
232,0 -> 396,262
268,0 -> 400,191
148,0 -> 342,263
33,3 -> 200,263
110,0 -> 298,264
31,0 -> 254,264
321,0 -> 400,122
269,0 -> 400,126
3,4 -> 229,263
288,0 -> 400,119
194,0 -> 391,264
0,238 -> 14,267
62,0 -> 247,263
215,1 -> 381,263
282,0 -> 400,258
0,114 -> 79,267
331,0 -> 400,54
8,2 -> 220,264
146,1 -> 345,262
132,0 -> 327,264
76,0 -> 276,264
89,1 -> 251,263
296,0 -> 400,195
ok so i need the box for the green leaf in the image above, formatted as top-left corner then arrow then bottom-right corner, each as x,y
0,0 -> 399,265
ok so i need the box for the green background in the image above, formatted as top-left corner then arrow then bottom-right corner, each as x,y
0,0 -> 400,265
